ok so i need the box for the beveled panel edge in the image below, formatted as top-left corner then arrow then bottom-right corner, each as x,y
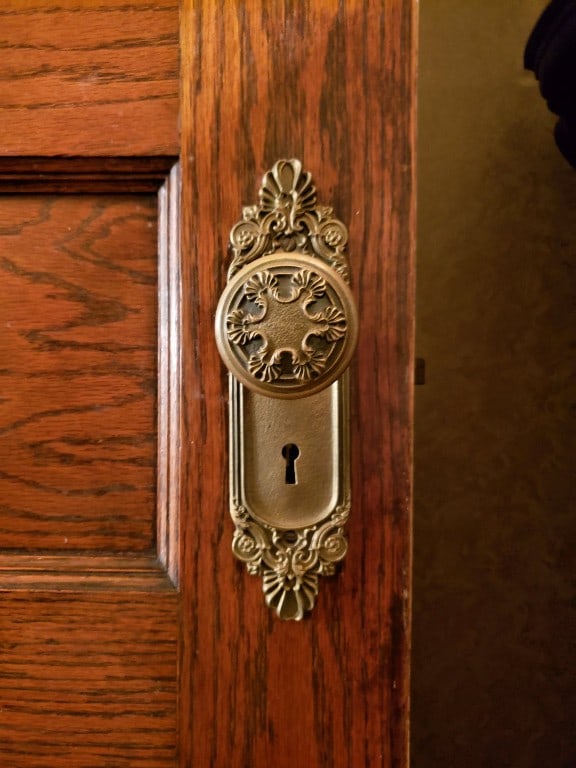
0,554 -> 174,592
0,156 -> 178,194
157,162 -> 181,587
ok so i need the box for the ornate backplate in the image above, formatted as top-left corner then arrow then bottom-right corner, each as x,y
215,159 -> 356,620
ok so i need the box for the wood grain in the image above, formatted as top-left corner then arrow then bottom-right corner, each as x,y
180,2 -> 416,767
0,0 -> 179,156
0,194 -> 158,552
0,5 -> 180,764
0,2 -> 414,763
0,590 -> 178,767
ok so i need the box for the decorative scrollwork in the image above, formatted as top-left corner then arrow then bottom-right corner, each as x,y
231,498 -> 350,621
229,158 -> 350,282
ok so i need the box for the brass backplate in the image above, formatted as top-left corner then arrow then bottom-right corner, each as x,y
215,159 -> 355,620
229,373 -> 351,620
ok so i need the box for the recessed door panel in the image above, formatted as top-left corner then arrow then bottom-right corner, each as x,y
0,195 -> 157,552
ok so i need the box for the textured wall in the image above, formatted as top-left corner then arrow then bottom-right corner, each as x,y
413,2 -> 576,767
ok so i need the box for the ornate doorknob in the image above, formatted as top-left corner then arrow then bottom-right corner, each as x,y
215,251 -> 358,399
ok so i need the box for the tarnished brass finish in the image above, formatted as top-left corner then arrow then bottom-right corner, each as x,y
215,159 -> 356,620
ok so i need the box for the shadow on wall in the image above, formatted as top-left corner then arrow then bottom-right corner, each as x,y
412,2 -> 576,767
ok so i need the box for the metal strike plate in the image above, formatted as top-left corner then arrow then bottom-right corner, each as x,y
214,159 -> 357,620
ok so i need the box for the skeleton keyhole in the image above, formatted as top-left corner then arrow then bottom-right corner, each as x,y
281,443 -> 300,485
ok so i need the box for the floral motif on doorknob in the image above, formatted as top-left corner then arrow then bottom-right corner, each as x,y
216,252 -> 357,399
225,267 -> 348,384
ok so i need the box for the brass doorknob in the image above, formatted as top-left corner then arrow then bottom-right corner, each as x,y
215,251 -> 358,399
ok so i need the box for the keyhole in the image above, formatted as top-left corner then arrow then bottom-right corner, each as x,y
282,443 -> 300,485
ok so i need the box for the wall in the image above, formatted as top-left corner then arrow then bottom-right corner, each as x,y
413,2 -> 576,766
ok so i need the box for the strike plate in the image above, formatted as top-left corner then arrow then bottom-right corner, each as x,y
215,159 -> 357,620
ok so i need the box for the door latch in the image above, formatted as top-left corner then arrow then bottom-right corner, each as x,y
215,159 -> 357,620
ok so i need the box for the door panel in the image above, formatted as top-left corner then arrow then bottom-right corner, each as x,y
0,194 -> 157,552
0,2 -> 415,766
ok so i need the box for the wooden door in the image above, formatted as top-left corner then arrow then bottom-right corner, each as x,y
0,2 -> 415,766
